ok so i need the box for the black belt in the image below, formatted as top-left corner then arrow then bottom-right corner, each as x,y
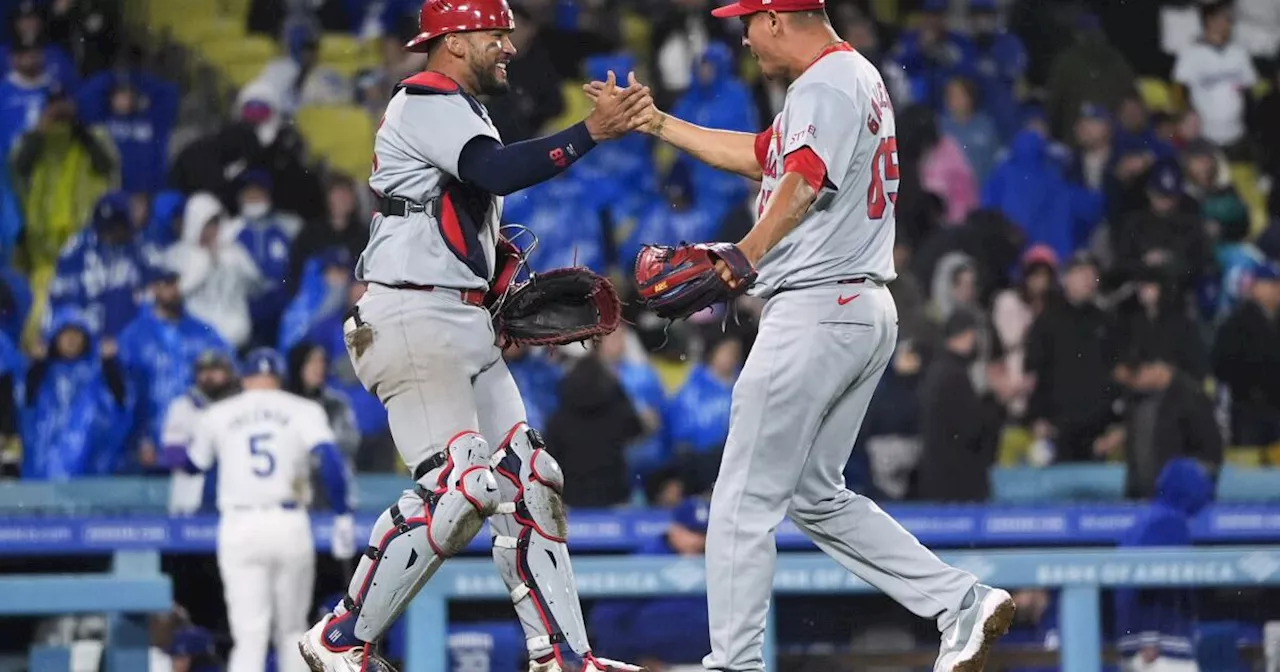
376,195 -> 431,217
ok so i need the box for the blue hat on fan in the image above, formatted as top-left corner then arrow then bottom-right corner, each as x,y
92,191 -> 132,232
240,347 -> 287,379
672,497 -> 711,535
1148,161 -> 1183,196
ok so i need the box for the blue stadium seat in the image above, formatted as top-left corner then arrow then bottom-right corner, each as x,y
990,465 -> 1127,503
1215,465 -> 1280,503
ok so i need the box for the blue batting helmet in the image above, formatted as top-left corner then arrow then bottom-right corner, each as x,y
239,347 -> 287,379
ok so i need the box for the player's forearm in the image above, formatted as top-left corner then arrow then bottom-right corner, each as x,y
737,172 -> 817,263
457,123 -> 597,196
649,113 -> 762,181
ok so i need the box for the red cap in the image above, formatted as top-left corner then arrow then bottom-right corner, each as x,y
711,0 -> 826,18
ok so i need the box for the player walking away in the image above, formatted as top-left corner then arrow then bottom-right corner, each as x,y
589,1 -> 1015,670
163,348 -> 240,516
298,1 -> 651,671
181,348 -> 356,672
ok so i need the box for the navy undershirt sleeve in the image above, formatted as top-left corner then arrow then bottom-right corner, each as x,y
457,121 -> 597,196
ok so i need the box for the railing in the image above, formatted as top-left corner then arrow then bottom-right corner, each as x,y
403,547 -> 1280,672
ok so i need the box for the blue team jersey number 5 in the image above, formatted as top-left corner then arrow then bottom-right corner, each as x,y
249,433 -> 277,477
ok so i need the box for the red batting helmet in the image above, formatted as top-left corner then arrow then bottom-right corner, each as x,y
405,0 -> 516,53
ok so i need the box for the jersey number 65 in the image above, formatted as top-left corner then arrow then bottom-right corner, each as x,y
867,136 -> 900,220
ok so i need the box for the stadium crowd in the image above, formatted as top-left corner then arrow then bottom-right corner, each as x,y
0,0 -> 1278,510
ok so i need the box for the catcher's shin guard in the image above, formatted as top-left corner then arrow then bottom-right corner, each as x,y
490,423 -> 596,666
323,432 -> 500,648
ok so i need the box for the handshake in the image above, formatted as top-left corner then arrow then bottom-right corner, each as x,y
580,70 -> 663,142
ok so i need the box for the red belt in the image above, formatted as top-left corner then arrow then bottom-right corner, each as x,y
372,282 -> 487,307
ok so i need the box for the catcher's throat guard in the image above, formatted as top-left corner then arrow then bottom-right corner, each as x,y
634,242 -> 758,320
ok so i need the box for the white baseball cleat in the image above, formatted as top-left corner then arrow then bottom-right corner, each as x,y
298,614 -> 398,672
529,653 -> 646,672
934,584 -> 1016,672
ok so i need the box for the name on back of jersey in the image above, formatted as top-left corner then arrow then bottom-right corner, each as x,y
228,407 -> 295,433
866,81 -> 894,135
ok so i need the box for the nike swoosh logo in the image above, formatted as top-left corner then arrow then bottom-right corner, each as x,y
837,294 -> 860,305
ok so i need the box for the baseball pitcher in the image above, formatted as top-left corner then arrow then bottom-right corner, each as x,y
593,2 -> 1017,671
183,348 -> 356,672
298,1 -> 650,671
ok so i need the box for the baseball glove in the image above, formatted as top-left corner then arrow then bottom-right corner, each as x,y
634,242 -> 758,320
496,267 -> 622,346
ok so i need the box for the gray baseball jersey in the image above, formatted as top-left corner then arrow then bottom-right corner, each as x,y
749,45 -> 898,298
358,73 -> 503,291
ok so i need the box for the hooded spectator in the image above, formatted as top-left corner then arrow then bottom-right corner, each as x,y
982,129 -> 1082,262
484,3 -> 566,143
649,0 -> 737,107
1045,12 -> 1137,142
142,190 -> 185,248
589,496 -> 712,667
1025,253 -> 1121,463
252,21 -> 352,115
671,42 -> 759,211
10,86 -> 118,304
287,341 -> 360,459
890,0 -> 977,111
667,331 -> 742,494
166,192 -> 262,349
0,2 -> 77,90
913,208 -> 1023,306
169,80 -> 324,220
1110,161 -> 1211,290
1114,459 -> 1214,667
74,68 -> 179,195
230,169 -> 298,346
1181,139 -> 1249,244
917,310 -> 1001,502
278,247 -> 352,353
545,328 -> 645,508
992,245 -> 1059,420
48,191 -> 158,338
1212,262 -> 1280,449
20,307 -> 130,479
939,76 -> 999,183
118,264 -> 229,460
968,0 -> 1028,140
289,173 -> 369,288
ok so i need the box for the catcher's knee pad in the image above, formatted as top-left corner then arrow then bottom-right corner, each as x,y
490,423 -> 592,664
330,432 -> 499,645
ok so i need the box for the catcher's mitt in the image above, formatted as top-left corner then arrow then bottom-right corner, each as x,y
497,267 -> 622,346
634,242 -> 758,320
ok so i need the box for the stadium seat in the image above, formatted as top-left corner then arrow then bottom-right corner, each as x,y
1137,78 -> 1175,114
989,465 -> 1127,503
1216,464 -> 1280,502
543,80 -> 592,133
318,34 -> 378,78
294,105 -> 376,181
